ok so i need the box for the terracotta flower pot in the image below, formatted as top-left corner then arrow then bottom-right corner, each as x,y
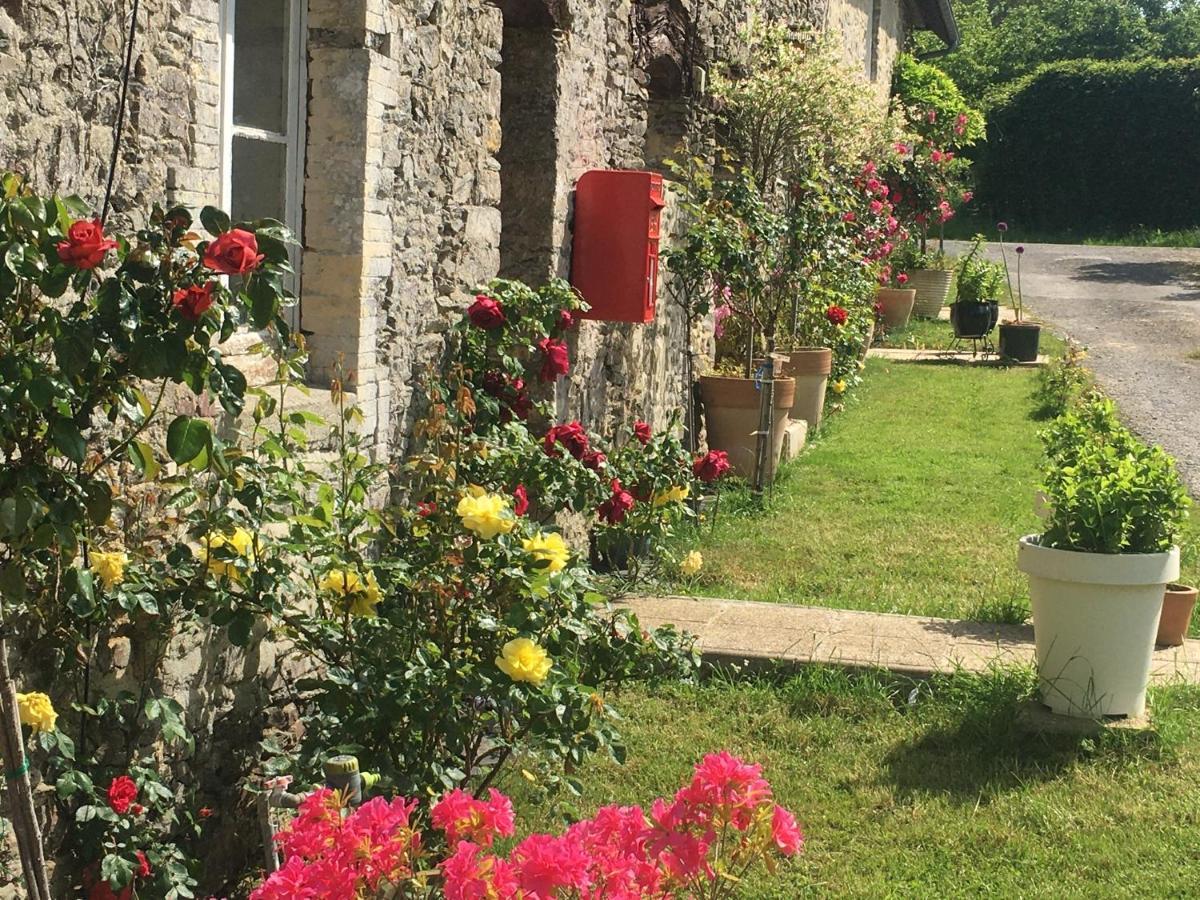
778,348 -> 832,430
910,269 -> 954,318
1158,583 -> 1198,647
876,287 -> 916,330
699,374 -> 795,482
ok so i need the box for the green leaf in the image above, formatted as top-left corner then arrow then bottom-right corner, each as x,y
126,440 -> 160,481
49,418 -> 86,464
227,609 -> 255,647
101,852 -> 135,889
246,274 -> 280,329
166,415 -> 211,465
65,567 -> 96,617
199,205 -> 231,236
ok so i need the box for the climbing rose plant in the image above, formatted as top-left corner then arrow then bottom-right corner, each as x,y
251,752 -> 804,898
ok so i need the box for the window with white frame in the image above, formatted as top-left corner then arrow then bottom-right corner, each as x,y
220,0 -> 306,317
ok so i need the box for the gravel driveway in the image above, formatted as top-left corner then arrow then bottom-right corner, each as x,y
950,241 -> 1200,493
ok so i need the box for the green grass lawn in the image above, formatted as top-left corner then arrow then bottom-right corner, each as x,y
506,669 -> 1200,898
674,357 -> 1198,622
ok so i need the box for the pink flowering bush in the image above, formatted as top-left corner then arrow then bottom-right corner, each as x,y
252,753 -> 804,899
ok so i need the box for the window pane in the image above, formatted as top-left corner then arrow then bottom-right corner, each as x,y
231,136 -> 287,224
233,0 -> 289,133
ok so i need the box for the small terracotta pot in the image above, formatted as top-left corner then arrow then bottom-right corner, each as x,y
1158,583 -> 1199,647
699,374 -> 795,482
876,287 -> 916,330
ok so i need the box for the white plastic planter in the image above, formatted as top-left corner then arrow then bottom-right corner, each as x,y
1018,535 -> 1179,718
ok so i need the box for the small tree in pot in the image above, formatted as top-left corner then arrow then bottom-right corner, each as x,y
1018,397 -> 1191,717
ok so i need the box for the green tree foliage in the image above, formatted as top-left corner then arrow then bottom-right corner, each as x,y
975,58 -> 1200,231
912,0 -> 1200,105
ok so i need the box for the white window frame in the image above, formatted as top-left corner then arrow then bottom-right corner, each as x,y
219,0 -> 307,327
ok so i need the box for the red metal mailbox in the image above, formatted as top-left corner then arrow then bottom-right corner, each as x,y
570,169 -> 666,324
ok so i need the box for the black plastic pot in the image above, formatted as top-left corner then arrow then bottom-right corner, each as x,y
998,322 -> 1042,362
589,532 -> 652,573
949,300 -> 999,339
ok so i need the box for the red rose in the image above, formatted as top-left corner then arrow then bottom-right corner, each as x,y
510,383 -> 533,420
202,228 -> 264,275
513,485 -> 529,516
543,421 -> 589,460
56,219 -> 118,270
582,449 -> 607,471
482,370 -> 507,397
693,450 -> 732,483
107,775 -> 138,815
597,479 -> 635,525
897,272 -> 909,285
134,850 -> 151,879
557,309 -> 576,332
198,806 -> 213,819
417,501 -> 437,517
633,420 -> 652,444
131,804 -> 145,816
825,305 -> 848,326
536,337 -> 570,383
172,282 -> 216,322
467,294 -> 505,329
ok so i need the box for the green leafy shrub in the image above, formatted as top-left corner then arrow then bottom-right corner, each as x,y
954,236 -> 1006,302
1032,342 -> 1093,419
977,58 -> 1200,232
1039,397 -> 1190,554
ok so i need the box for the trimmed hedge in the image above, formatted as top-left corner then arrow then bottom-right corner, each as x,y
975,58 -> 1200,233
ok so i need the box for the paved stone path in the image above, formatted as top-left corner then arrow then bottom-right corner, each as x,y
620,595 -> 1200,684
950,241 -> 1200,493
867,347 -> 1047,366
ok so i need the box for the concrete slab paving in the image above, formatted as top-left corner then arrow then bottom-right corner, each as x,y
867,347 -> 1048,366
618,595 -> 1200,684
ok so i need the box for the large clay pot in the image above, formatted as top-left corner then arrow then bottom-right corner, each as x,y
876,288 -> 916,330
699,374 -> 795,482
779,348 -> 832,430
1018,535 -> 1179,718
1158,583 -> 1198,647
910,269 -> 954,318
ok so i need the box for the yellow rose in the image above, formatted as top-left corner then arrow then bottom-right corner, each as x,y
203,527 -> 257,579
652,484 -> 690,507
496,638 -> 552,685
456,486 -> 516,540
320,568 -> 383,617
679,550 -> 703,576
831,380 -> 847,395
89,550 -> 128,590
522,532 -> 570,573
16,692 -> 56,733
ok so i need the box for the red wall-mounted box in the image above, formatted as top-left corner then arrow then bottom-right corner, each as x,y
570,169 -> 666,324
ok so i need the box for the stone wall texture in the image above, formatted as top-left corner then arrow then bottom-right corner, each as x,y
0,0 -> 918,886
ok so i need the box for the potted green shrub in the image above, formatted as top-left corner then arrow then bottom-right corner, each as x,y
997,225 -> 1041,362
950,236 -> 1002,339
1018,398 -> 1191,717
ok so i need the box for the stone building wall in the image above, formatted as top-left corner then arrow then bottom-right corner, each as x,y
0,0 -> 926,886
